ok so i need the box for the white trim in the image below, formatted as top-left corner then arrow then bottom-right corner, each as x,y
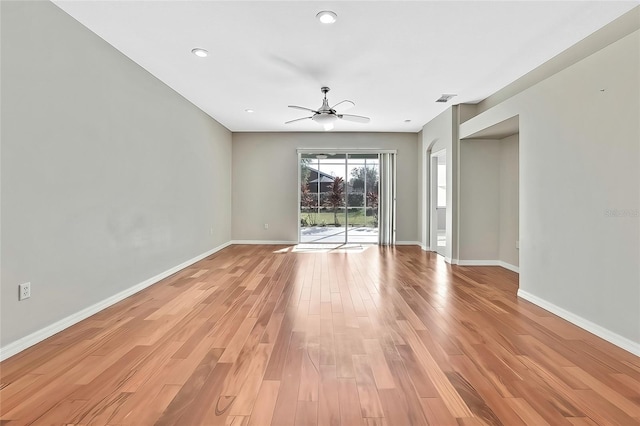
498,261 -> 519,273
395,241 -> 421,246
298,151 -> 302,244
455,259 -> 520,273
421,245 -> 431,251
517,290 -> 640,357
0,241 -> 232,362
457,259 -> 498,266
231,240 -> 297,245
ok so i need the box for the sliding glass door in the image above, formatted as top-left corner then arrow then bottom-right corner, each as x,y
345,153 -> 379,243
300,153 -> 348,243
299,152 -> 380,244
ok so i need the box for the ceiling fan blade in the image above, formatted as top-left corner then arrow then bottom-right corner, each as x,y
288,105 -> 319,114
331,100 -> 355,112
338,114 -> 370,124
285,116 -> 313,124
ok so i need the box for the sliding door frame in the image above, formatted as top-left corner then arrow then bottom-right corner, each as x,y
297,149 -> 396,245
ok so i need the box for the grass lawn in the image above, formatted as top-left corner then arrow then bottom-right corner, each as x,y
300,210 -> 377,227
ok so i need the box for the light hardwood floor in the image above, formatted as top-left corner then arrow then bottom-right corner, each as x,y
1,245 -> 639,425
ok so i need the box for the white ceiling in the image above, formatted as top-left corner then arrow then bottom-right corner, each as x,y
52,1 -> 638,133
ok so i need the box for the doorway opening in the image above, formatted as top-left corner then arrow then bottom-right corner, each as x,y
430,150 -> 447,256
299,152 -> 383,244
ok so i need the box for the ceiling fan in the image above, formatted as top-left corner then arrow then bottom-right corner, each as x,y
285,87 -> 370,131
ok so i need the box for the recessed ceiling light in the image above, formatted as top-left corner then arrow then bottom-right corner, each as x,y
191,48 -> 208,58
316,11 -> 337,24
245,109 -> 254,113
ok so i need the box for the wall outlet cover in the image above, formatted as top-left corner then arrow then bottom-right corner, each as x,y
19,282 -> 31,301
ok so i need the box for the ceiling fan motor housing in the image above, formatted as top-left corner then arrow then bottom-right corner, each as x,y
318,87 -> 334,114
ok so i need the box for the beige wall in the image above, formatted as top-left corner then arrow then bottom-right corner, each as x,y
499,134 -> 519,267
459,140 -> 501,261
460,29 -> 639,347
232,132 -> 419,243
1,1 -> 232,348
457,136 -> 519,267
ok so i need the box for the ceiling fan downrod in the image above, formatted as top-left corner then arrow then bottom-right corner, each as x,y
319,87 -> 332,113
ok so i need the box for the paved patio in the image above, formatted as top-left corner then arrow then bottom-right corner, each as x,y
300,225 -> 378,244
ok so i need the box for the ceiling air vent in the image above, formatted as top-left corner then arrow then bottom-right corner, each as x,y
436,94 -> 457,103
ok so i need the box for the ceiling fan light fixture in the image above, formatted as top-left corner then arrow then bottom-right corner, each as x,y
316,11 -> 337,24
312,113 -> 338,129
312,114 -> 337,124
191,48 -> 208,58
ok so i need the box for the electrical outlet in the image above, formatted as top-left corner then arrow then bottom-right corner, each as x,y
264,223 -> 269,230
19,282 -> 31,301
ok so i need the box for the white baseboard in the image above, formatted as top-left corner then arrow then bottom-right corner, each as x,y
0,241 -> 232,362
517,289 -> 640,357
421,245 -> 431,251
396,241 -> 421,246
498,261 -> 519,273
456,259 -> 520,273
231,240 -> 297,245
457,259 -> 497,266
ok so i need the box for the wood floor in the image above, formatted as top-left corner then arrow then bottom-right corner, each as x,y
1,245 -> 639,426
